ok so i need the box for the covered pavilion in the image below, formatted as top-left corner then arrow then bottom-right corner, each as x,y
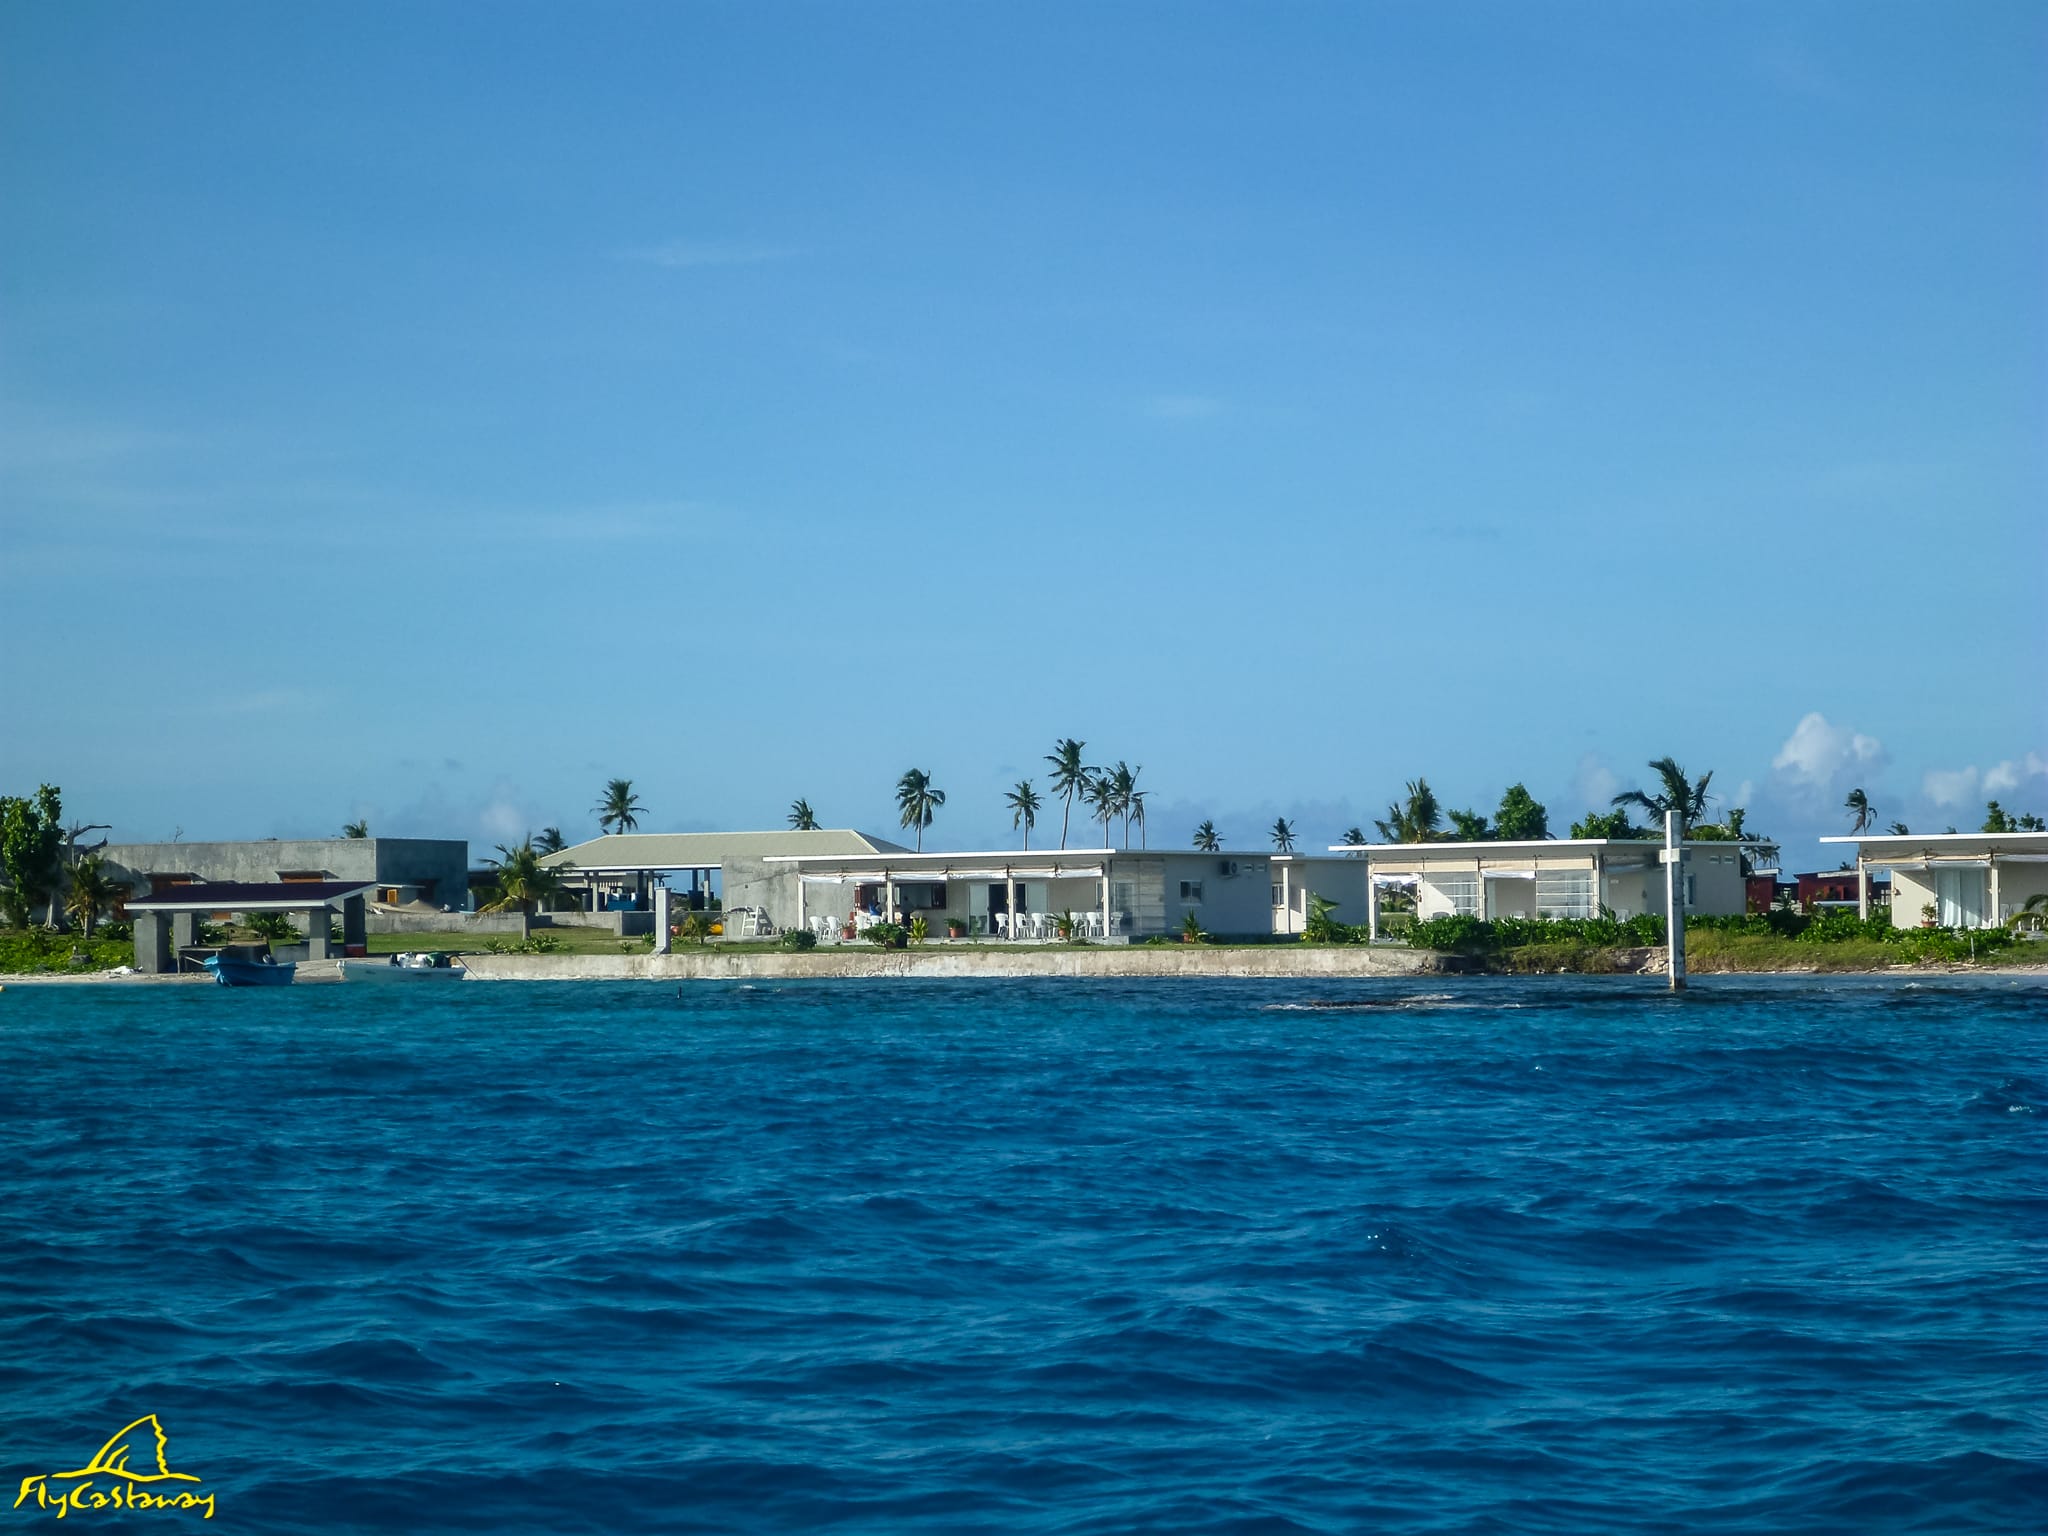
125,880 -> 374,973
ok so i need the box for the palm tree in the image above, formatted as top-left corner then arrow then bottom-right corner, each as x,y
1192,819 -> 1221,852
1271,817 -> 1296,853
1844,788 -> 1875,834
1612,756 -> 1712,829
341,819 -> 369,839
1129,789 -> 1149,848
1083,773 -> 1117,847
481,837 -> 571,941
595,778 -> 643,835
1105,762 -> 1140,847
1886,821 -> 1910,836
534,827 -> 567,855
895,769 -> 944,851
63,854 -> 127,939
1045,738 -> 1094,850
1005,781 -> 1041,849
1725,808 -> 1747,837
1342,826 -> 1368,845
1374,779 -> 1442,843
788,798 -> 819,831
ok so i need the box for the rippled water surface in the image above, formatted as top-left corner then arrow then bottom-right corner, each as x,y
2,975 -> 2043,1533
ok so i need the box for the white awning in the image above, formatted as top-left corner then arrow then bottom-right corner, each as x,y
1481,869 -> 1538,881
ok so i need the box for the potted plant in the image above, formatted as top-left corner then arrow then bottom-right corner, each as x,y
1920,903 -> 1938,929
945,916 -> 968,940
1181,910 -> 1203,943
908,915 -> 929,946
1053,910 -> 1078,941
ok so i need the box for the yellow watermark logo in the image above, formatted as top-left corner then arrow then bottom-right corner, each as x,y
13,1416 -> 214,1520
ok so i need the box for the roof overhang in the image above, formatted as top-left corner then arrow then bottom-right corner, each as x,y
127,881 -> 375,912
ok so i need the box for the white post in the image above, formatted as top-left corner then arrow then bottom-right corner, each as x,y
1856,858 -> 1869,921
1664,811 -> 1686,991
1988,857 -> 2000,929
1007,871 -> 1018,941
795,875 -> 806,934
1280,862 -> 1291,933
884,875 -> 895,925
1100,862 -> 1111,938
653,886 -> 672,953
1367,868 -> 1381,943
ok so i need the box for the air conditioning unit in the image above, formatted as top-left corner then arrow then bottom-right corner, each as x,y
1218,860 -> 1240,878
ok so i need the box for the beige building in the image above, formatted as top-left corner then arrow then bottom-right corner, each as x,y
1328,837 -> 1750,938
1821,831 -> 2048,929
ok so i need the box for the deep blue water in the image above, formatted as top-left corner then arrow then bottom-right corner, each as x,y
1,976 -> 2043,1533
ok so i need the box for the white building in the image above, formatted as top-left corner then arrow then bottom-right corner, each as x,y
1821,830 -> 2048,929
1327,837 -> 1751,937
759,846 -> 1370,940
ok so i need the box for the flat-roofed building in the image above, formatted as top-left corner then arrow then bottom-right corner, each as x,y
101,837 -> 469,912
1821,830 -> 2048,928
1327,837 -> 1751,939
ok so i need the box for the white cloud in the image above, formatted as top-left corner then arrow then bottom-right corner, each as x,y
621,240 -> 798,269
1771,713 -> 1887,789
1141,395 -> 1224,420
1923,767 -> 1979,809
1982,753 -> 2047,796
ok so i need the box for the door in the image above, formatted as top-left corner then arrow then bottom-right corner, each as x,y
1934,867 -> 1986,928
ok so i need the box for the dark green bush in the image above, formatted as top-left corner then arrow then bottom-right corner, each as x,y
781,927 -> 819,950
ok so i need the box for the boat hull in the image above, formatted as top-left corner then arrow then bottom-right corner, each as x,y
204,956 -> 296,987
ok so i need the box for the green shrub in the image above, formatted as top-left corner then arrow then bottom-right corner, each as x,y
780,927 -> 819,950
861,922 -> 906,949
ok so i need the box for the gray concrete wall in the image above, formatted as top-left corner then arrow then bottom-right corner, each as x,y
364,910 -> 648,936
103,838 -> 468,904
464,943 -> 1443,982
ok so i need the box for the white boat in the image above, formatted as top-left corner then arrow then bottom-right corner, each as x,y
339,952 -> 468,982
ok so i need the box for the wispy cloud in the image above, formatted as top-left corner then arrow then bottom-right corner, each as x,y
1923,766 -> 1979,810
1140,395 -> 1224,421
1925,753 -> 2047,808
620,240 -> 800,269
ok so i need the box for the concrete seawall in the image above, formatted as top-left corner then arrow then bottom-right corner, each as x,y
461,945 -> 1442,983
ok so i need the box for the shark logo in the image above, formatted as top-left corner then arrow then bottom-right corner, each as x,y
14,1416 -> 215,1520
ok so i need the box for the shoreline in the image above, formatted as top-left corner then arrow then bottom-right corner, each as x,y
7,948 -> 2046,984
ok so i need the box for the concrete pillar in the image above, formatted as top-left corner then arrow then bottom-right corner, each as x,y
342,894 -> 366,949
793,877 -> 805,936
884,876 -> 895,924
306,908 -> 333,960
1664,812 -> 1686,991
1100,866 -> 1111,938
1007,871 -> 1018,940
1856,859 -> 1869,921
134,912 -> 170,974
1367,873 -> 1381,943
1280,862 -> 1292,933
653,886 -> 672,953
171,909 -> 202,950
1988,858 -> 2000,928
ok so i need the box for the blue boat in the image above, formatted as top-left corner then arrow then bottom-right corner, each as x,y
203,950 -> 296,987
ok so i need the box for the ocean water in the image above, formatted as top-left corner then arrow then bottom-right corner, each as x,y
1,975 -> 2042,1534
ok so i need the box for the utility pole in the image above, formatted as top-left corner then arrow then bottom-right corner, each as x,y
1662,810 -> 1686,991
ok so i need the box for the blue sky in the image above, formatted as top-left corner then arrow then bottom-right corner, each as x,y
4,2 -> 2043,868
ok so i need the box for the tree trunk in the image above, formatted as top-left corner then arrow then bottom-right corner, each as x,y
519,906 -> 533,942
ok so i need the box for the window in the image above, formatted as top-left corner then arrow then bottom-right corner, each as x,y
1684,874 -> 1697,910
1112,880 -> 1137,912
1536,870 -> 1594,919
1421,872 -> 1480,917
1271,884 -> 1283,907
1179,879 -> 1204,902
